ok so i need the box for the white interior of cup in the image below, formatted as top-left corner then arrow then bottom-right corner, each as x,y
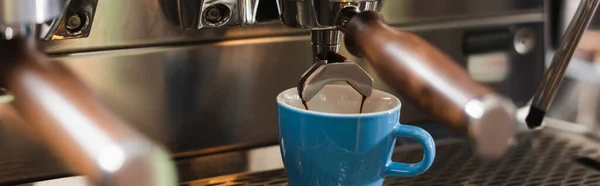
277,85 -> 401,115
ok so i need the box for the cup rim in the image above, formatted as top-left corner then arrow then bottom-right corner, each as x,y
276,85 -> 402,118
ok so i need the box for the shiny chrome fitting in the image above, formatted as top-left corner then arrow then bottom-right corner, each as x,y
161,0 -> 260,29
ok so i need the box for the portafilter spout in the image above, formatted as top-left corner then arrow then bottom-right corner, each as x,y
297,54 -> 373,102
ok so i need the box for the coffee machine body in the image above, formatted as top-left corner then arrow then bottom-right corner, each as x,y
0,0 -> 556,185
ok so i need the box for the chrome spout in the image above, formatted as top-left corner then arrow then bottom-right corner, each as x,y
311,29 -> 342,61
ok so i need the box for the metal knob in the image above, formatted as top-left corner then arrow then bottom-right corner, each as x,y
0,0 -> 63,25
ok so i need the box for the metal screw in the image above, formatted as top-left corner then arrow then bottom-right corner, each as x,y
206,7 -> 222,23
65,12 -> 90,36
66,14 -> 82,30
514,28 -> 536,54
203,4 -> 231,26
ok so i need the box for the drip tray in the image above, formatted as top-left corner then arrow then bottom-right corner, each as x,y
183,130 -> 600,186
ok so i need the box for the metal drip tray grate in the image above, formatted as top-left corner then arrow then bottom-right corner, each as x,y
184,131 -> 600,186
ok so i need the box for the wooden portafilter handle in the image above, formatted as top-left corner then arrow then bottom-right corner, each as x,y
0,38 -> 177,186
343,11 -> 517,158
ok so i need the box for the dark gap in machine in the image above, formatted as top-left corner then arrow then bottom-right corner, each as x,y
575,157 -> 600,172
255,0 -> 279,22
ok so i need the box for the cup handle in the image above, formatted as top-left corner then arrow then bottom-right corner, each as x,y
384,123 -> 436,177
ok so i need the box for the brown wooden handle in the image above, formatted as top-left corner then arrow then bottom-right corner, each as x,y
0,38 -> 178,185
344,12 -> 494,130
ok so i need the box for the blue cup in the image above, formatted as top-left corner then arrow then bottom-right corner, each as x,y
276,85 -> 436,186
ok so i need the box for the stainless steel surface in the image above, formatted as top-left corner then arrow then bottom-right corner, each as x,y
380,0 -> 542,26
159,0 -> 260,29
181,128 -> 600,186
276,0 -> 381,29
42,0 -> 542,54
393,12 -> 544,33
60,35 -> 313,155
44,1 -> 302,53
0,0 -> 63,25
531,0 -> 600,116
298,61 -> 373,101
0,37 -> 177,186
310,29 -> 341,46
311,29 -> 341,60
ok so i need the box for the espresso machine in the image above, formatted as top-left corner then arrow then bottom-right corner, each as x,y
1,0 -> 600,185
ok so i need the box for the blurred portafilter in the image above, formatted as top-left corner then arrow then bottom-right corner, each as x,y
0,0 -> 177,185
277,0 -> 518,159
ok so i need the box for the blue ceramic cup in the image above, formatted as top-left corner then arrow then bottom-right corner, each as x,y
276,85 -> 436,186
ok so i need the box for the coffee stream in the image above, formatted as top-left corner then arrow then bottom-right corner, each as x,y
301,96 -> 368,114
302,100 -> 309,110
359,95 -> 367,114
